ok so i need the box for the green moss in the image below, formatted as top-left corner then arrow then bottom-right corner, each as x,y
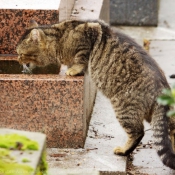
0,148 -> 15,163
0,148 -> 10,156
22,158 -> 30,163
0,148 -> 33,175
0,160 -> 34,175
0,134 -> 41,175
36,150 -> 48,175
0,134 -> 39,150
40,151 -> 48,175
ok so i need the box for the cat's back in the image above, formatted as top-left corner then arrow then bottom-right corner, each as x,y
89,23 -> 169,97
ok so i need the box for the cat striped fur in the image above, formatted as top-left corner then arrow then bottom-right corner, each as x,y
17,19 -> 175,169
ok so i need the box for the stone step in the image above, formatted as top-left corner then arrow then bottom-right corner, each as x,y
0,55 -> 96,148
0,0 -> 96,148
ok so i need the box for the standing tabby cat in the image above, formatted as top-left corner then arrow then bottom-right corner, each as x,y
17,19 -> 175,169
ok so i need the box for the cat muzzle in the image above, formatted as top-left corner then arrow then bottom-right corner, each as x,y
22,64 -> 32,74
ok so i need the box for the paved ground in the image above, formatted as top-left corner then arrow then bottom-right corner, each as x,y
47,0 -> 175,174
48,91 -> 127,174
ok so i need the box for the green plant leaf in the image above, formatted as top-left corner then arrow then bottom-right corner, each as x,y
162,89 -> 172,96
167,110 -> 175,117
157,85 -> 175,118
157,95 -> 175,105
172,89 -> 175,97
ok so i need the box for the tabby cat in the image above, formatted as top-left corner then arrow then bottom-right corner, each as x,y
17,19 -> 175,169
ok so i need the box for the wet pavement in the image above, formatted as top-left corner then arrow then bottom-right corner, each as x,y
47,91 -> 127,174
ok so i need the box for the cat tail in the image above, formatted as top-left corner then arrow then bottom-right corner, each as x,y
152,104 -> 175,170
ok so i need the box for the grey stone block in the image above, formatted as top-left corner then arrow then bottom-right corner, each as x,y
110,0 -> 158,26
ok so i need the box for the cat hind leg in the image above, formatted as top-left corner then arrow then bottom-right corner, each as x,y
114,115 -> 144,156
169,117 -> 175,151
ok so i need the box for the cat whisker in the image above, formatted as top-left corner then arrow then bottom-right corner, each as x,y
22,64 -> 32,74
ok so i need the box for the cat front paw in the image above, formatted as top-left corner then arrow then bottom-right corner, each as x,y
66,68 -> 79,76
114,146 -> 127,156
66,68 -> 84,76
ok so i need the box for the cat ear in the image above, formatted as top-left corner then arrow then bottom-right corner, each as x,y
28,20 -> 38,29
29,29 -> 41,43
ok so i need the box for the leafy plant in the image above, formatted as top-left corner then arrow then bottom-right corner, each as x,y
157,85 -> 175,117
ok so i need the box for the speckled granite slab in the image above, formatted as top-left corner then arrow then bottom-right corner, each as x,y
0,56 -> 96,148
0,0 -> 96,148
0,9 -> 59,54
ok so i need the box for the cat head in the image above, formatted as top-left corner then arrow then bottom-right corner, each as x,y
16,20 -> 48,73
